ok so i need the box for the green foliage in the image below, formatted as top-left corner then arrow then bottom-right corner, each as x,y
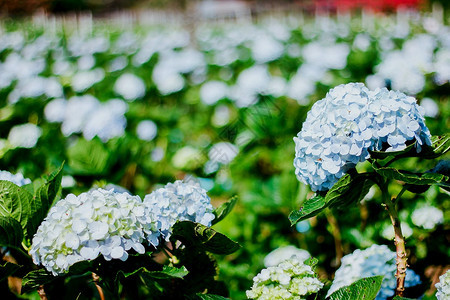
172,221 -> 241,255
327,276 -> 384,300
212,196 -> 237,225
0,216 -> 23,248
21,269 -> 56,294
0,262 -> 21,282
289,173 -> 374,225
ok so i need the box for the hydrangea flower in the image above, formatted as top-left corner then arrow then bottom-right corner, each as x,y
0,170 -> 31,186
246,258 -> 323,300
114,73 -> 146,101
264,246 -> 311,268
327,244 -> 421,300
136,120 -> 158,141
30,189 -> 159,275
8,123 -> 42,149
411,205 -> 444,229
143,181 -> 215,243
294,83 -> 431,191
436,269 -> 450,300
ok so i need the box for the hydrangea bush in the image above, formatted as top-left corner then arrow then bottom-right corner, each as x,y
436,269 -> 450,300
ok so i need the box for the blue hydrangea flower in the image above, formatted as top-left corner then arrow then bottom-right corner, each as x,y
30,189 -> 158,275
327,244 -> 421,300
143,180 -> 215,243
294,83 -> 431,191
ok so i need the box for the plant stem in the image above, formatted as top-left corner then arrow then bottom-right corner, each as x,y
325,209 -> 343,267
380,183 -> 408,296
37,285 -> 48,300
92,273 -> 105,300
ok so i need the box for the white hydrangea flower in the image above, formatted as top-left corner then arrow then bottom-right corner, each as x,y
30,189 -> 159,275
143,181 -> 215,243
114,73 -> 146,101
0,170 -> 31,186
411,205 -> 444,229
82,99 -> 128,142
8,123 -> 42,149
327,244 -> 421,300
246,258 -> 323,300
200,81 -> 228,105
436,269 -> 450,300
71,68 -> 105,92
264,246 -> 311,268
136,120 -> 158,141
294,83 -> 431,191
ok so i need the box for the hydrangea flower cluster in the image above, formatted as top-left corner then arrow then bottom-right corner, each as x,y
0,170 -> 31,186
327,244 -> 421,300
263,246 -> 311,268
30,189 -> 158,275
246,258 -> 323,300
294,83 -> 431,191
143,180 -> 215,243
436,269 -> 450,300
411,205 -> 444,229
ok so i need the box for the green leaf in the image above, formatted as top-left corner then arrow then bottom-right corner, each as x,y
142,266 -> 189,280
289,194 -> 326,225
373,167 -> 450,187
67,138 -> 111,175
0,180 -> 33,236
171,221 -> 241,255
26,163 -> 64,240
0,216 -> 23,248
421,134 -> 450,159
289,173 -> 375,225
392,297 -> 416,300
21,269 -> 56,294
0,262 -> 21,282
212,196 -> 237,225
369,142 -> 417,159
196,294 -> 230,300
327,275 -> 384,300
304,257 -> 319,269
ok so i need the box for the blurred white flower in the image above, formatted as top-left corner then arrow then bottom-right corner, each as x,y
251,35 -> 284,63
152,66 -> 185,95
61,95 -> 100,136
208,142 -> 238,165
420,98 -> 439,118
200,81 -> 228,105
71,68 -> 105,92
172,146 -> 203,170
83,99 -> 128,142
77,55 -> 95,70
0,170 -> 31,186
8,123 -> 42,148
212,105 -> 231,127
136,120 -> 158,141
264,246 -> 311,268
108,56 -> 128,72
114,73 -> 146,101
411,205 -> 444,229
61,175 -> 76,188
45,98 -> 67,123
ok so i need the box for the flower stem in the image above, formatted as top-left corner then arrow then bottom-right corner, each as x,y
380,183 -> 408,296
325,209 -> 343,267
37,285 -> 48,300
92,273 -> 105,300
